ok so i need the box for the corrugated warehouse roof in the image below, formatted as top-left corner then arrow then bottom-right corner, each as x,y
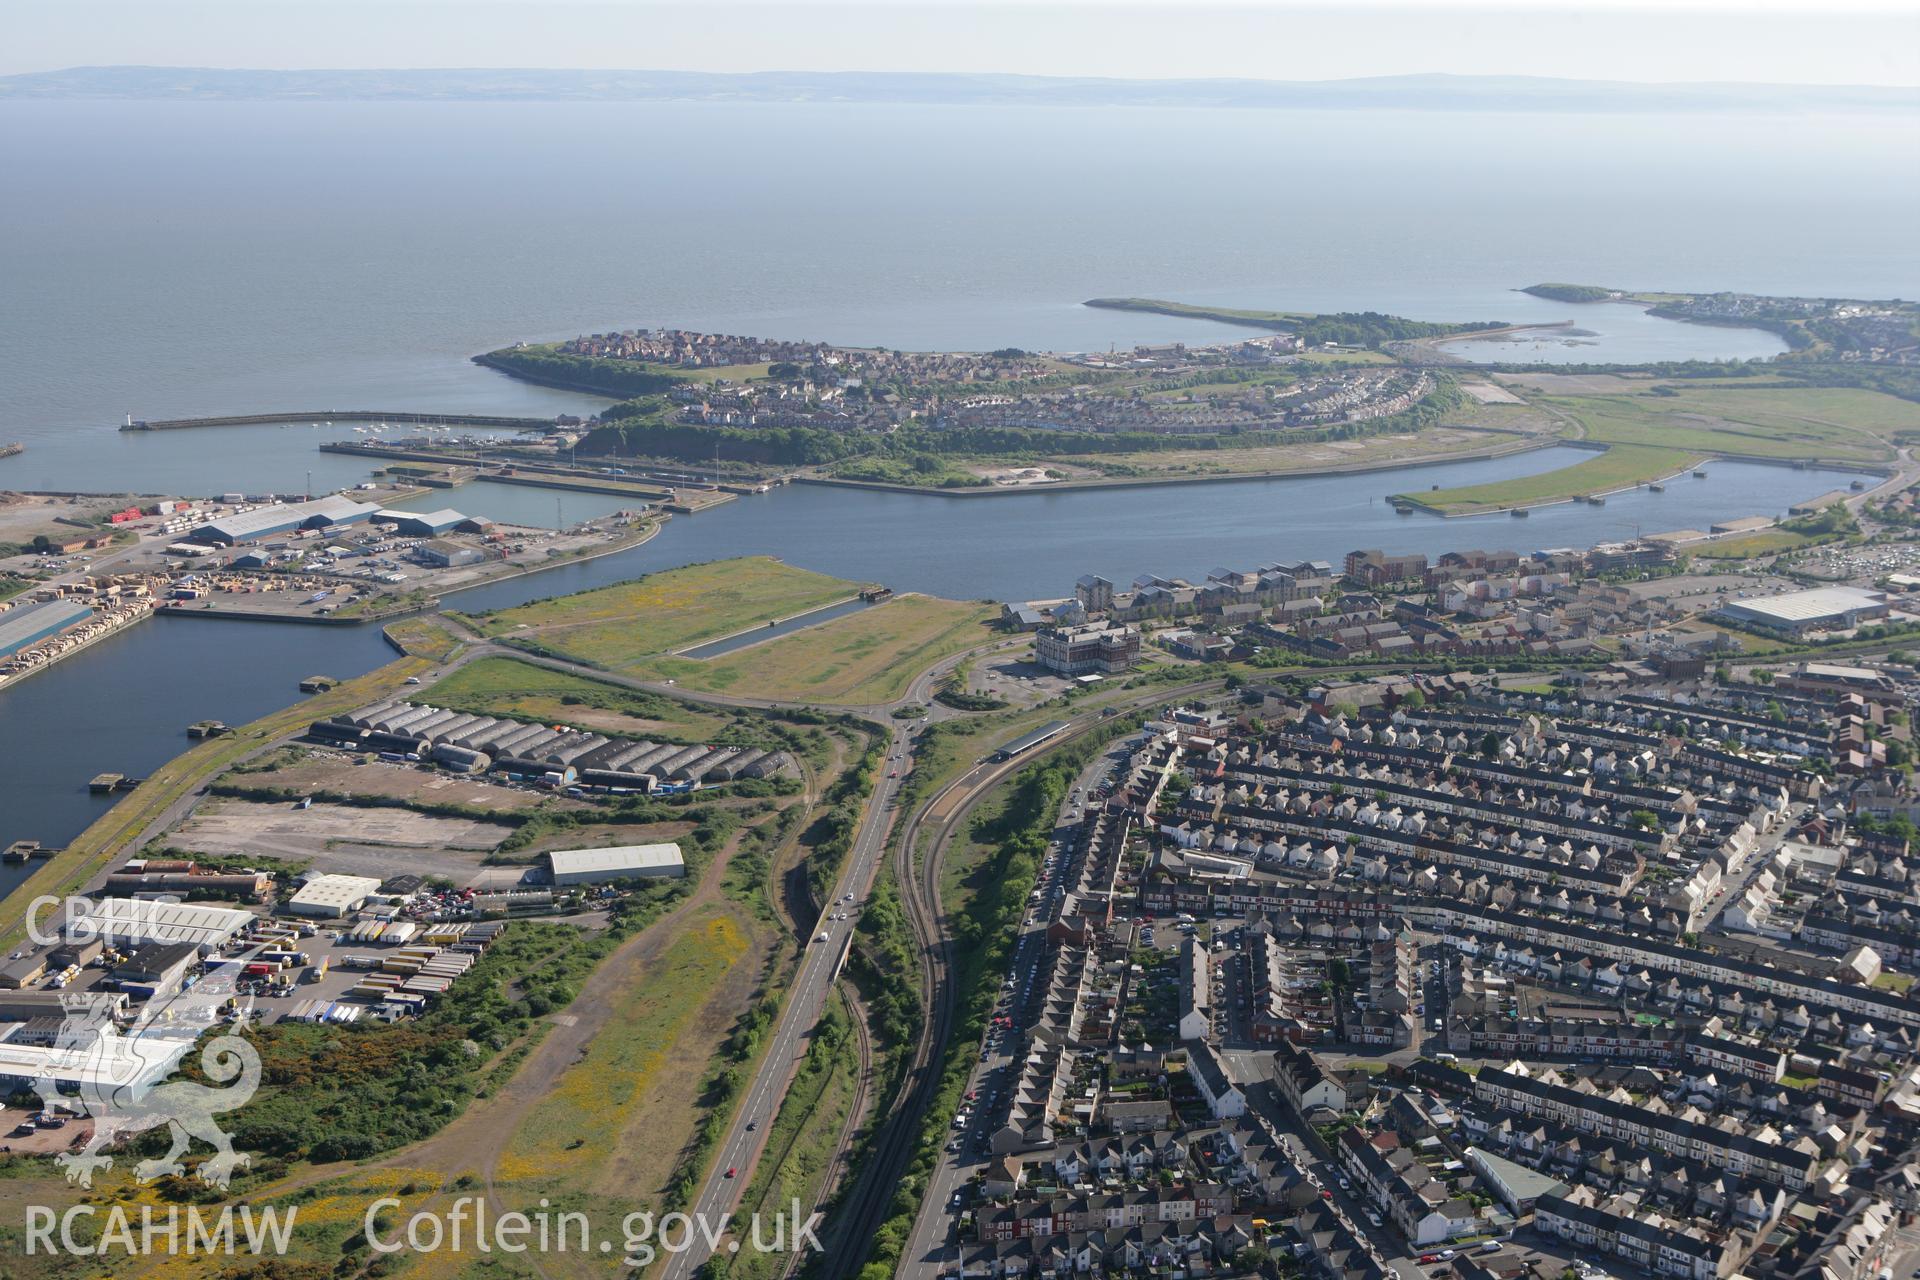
546,843 -> 685,880
195,496 -> 381,543
64,898 -> 254,950
0,598 -> 94,657
377,507 -> 469,532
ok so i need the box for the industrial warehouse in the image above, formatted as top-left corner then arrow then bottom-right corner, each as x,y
1712,584 -> 1897,637
379,508 -> 490,538
186,494 -> 495,547
544,843 -> 686,885
308,699 -> 795,791
0,597 -> 94,659
57,897 -> 256,954
287,873 -> 385,918
188,494 -> 386,545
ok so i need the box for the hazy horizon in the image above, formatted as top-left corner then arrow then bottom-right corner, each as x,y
6,65 -> 1917,115
6,2 -> 1918,87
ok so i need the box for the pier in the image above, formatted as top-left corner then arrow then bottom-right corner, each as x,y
121,410 -> 567,433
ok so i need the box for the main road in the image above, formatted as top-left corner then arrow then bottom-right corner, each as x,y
655,654 -> 957,1280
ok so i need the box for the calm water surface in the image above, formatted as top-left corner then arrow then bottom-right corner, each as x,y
8,97 -> 1918,468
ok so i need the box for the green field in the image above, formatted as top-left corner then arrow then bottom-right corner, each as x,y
638,595 -> 997,705
456,556 -> 869,671
1691,530 -> 1819,559
1404,443 -> 1697,513
1403,382 -> 1912,514
1554,385 -> 1908,462
1083,296 -> 1503,345
1048,423 -> 1514,481
495,909 -> 755,1189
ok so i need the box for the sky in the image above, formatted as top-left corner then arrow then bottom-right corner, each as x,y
6,0 -> 1919,86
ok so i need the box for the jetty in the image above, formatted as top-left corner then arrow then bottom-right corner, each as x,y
121,410 -> 566,433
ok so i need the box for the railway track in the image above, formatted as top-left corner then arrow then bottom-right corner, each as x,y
764,982 -> 872,1280
823,678 -> 1225,1279
812,748 -> 954,1277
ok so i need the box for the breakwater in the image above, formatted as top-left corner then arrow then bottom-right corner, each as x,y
122,410 -> 565,432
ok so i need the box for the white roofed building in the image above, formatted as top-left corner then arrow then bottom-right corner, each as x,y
287,873 -> 384,918
1714,586 -> 1891,637
546,844 -> 685,885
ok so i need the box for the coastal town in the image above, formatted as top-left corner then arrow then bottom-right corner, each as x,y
552,325 -> 1447,439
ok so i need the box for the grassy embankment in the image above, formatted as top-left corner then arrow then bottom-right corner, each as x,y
474,343 -> 770,397
382,613 -> 467,661
1082,296 -> 1508,345
1692,502 -> 1862,560
1399,382 -> 1912,515
716,992 -> 861,1280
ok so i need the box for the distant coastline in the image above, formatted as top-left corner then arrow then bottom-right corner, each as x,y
5,68 -> 1917,115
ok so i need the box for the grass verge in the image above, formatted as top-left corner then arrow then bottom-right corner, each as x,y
638,597 -> 997,705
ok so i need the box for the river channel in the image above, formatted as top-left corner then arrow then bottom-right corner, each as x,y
0,445 -> 1864,891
